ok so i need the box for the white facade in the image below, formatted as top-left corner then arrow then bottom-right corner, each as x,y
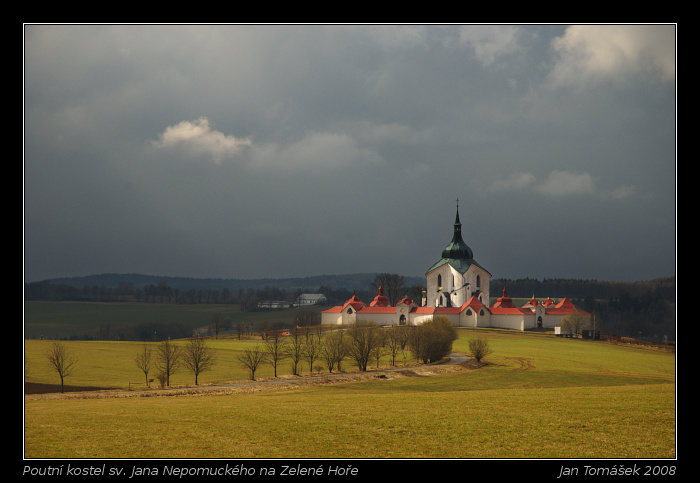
426,262 -> 491,308
424,205 -> 491,308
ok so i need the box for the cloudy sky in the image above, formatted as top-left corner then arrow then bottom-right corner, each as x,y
24,24 -> 676,283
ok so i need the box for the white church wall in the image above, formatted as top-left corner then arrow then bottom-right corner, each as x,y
466,266 -> 490,305
426,264 -> 454,307
543,314 -> 566,328
341,309 -> 356,325
321,312 -> 342,325
459,310 -> 478,327
490,314 -> 526,331
409,314 -> 435,325
356,313 -> 397,326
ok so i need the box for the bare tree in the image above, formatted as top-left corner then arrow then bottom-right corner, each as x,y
155,339 -> 180,387
236,321 -> 246,340
264,331 -> 287,377
372,330 -> 388,368
45,341 -> 78,393
321,331 -> 347,373
370,273 -> 406,306
385,327 -> 405,366
284,327 -> 305,375
236,345 -> 267,380
407,285 -> 425,307
334,329 -> 348,371
347,321 -> 383,371
303,335 -> 322,374
294,308 -> 320,327
134,344 -> 153,387
321,336 -> 337,373
561,310 -> 590,338
182,335 -> 216,385
210,314 -> 227,339
468,337 -> 492,363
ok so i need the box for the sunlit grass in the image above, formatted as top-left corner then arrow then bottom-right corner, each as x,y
24,381 -> 675,459
24,328 -> 675,459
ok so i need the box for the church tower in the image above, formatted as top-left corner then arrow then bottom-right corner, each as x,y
425,201 -> 491,308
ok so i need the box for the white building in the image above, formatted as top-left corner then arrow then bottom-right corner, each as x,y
295,293 -> 328,307
321,205 -> 590,331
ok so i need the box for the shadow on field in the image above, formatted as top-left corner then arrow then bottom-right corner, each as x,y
25,382 -> 110,395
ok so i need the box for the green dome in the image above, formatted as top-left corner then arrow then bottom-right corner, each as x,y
441,208 -> 473,260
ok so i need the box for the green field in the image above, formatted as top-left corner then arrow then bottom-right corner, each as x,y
23,325 -> 675,459
24,301 -> 307,341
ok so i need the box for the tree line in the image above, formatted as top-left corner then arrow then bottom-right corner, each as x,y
26,275 -> 674,306
26,274 -> 675,340
490,276 -> 674,301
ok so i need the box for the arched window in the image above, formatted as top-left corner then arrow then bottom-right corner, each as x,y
476,275 -> 481,288
437,274 -> 442,289
466,309 -> 473,316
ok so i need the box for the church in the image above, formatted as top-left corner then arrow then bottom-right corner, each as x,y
321,203 -> 590,331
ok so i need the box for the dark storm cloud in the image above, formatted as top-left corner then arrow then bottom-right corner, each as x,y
23,24 -> 676,283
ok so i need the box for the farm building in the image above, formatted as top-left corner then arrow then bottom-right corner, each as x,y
321,204 -> 590,331
295,293 -> 328,307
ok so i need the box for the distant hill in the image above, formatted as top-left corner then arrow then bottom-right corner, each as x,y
34,272 -> 426,293
30,273 -> 675,301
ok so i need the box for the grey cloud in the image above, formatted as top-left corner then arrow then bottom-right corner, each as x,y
24,24 -> 676,283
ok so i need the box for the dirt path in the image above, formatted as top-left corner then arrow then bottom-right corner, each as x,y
25,352 -> 470,400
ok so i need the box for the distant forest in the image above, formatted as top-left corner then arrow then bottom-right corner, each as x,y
24,273 -> 675,341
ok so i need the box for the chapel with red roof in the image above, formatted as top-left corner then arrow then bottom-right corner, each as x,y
321,203 -> 590,331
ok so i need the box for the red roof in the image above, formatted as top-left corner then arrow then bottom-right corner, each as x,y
554,296 -> 575,309
398,296 -> 414,306
434,307 -> 463,314
462,295 -> 484,310
322,291 -> 589,319
522,296 -> 539,308
490,306 -> 531,315
321,306 -> 343,313
360,306 -> 397,314
411,306 -> 436,314
492,285 -> 516,308
336,292 -> 365,312
369,285 -> 391,307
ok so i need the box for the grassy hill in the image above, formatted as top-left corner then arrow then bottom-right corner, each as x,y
23,328 -> 675,459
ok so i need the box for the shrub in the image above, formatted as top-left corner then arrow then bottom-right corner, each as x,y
468,337 -> 492,362
409,316 -> 458,363
156,372 -> 168,388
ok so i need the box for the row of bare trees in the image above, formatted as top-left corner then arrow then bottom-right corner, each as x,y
39,316 -> 471,392
236,317 -> 460,380
38,337 -> 218,393
134,336 -> 215,387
